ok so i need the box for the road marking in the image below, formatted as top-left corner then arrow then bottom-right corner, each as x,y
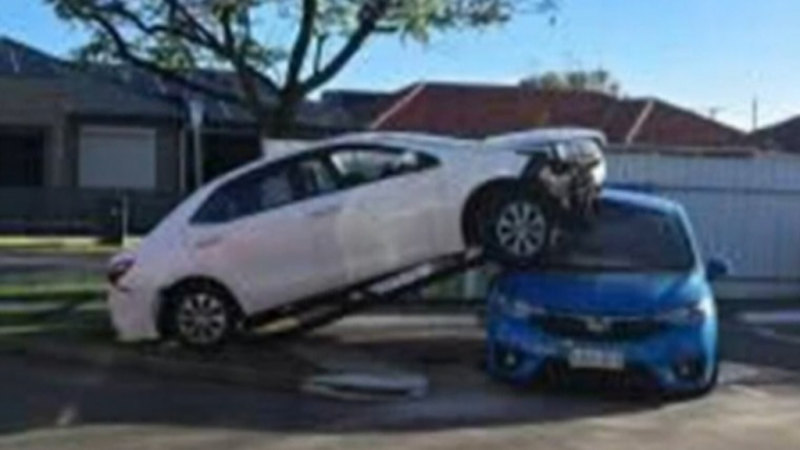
739,310 -> 800,325
752,325 -> 800,346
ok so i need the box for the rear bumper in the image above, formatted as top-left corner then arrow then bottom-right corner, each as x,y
486,313 -> 717,392
107,285 -> 160,342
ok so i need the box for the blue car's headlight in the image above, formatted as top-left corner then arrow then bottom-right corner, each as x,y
493,293 -> 546,320
657,302 -> 707,326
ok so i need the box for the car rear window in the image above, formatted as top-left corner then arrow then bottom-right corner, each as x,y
544,201 -> 695,272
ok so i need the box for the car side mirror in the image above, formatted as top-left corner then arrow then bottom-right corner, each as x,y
706,258 -> 730,281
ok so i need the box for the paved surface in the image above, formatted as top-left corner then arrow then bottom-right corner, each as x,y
2,313 -> 800,449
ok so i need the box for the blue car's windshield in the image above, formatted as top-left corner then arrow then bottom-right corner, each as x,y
545,202 -> 695,272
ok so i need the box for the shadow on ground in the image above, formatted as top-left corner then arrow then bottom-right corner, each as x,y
1,303 -> 797,437
0,330 -> 673,437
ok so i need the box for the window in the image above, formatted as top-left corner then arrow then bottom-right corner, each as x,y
192,164 -> 298,224
544,201 -> 694,272
328,147 -> 437,187
295,157 -> 338,198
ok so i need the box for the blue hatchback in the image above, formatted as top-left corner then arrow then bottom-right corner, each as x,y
486,189 -> 728,396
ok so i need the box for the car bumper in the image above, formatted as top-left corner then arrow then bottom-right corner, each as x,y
107,284 -> 160,342
486,314 -> 717,393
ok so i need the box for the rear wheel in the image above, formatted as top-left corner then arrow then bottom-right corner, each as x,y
163,282 -> 241,349
478,189 -> 553,267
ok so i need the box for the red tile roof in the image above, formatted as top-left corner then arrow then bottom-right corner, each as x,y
362,82 -> 744,147
749,116 -> 800,152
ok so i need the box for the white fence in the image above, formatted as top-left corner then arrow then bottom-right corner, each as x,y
607,152 -> 800,300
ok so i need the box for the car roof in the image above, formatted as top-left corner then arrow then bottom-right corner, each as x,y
484,127 -> 607,149
320,131 -> 476,151
601,188 -> 683,215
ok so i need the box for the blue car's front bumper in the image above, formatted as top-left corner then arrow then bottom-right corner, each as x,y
486,311 -> 718,393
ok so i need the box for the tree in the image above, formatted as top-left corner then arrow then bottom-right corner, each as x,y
49,0 -> 555,137
521,68 -> 621,96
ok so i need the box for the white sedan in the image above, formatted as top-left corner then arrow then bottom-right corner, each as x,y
108,128 -> 606,346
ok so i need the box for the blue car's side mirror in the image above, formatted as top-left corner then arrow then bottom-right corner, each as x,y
706,258 -> 730,281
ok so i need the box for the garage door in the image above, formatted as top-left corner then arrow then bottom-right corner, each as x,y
79,126 -> 156,189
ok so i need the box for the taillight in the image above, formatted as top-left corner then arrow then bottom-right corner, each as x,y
108,257 -> 135,286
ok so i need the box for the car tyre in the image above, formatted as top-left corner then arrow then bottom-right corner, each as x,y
163,282 -> 241,349
480,189 -> 554,267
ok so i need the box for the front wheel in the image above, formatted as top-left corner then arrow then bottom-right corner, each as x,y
163,283 -> 240,349
479,190 -> 553,267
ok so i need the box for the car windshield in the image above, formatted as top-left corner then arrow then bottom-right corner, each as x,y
544,201 -> 695,272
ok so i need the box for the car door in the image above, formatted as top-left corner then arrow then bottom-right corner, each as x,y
185,156 -> 344,314
324,145 -> 443,283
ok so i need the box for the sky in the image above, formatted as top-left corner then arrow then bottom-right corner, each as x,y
2,0 -> 800,130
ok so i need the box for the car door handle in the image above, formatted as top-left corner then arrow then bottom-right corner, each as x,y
195,235 -> 223,249
308,204 -> 341,218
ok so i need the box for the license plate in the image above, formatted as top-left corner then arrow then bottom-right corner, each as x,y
568,348 -> 624,370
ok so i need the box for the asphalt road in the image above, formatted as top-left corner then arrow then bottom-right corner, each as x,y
2,315 -> 800,450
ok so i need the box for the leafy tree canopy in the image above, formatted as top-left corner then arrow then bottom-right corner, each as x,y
521,68 -> 621,96
48,0 -> 556,135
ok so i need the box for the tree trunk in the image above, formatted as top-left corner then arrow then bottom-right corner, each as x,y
261,90 -> 302,157
269,89 -> 302,139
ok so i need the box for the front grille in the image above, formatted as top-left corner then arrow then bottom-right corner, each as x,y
532,314 -> 664,342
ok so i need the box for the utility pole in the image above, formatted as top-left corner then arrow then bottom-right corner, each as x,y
751,97 -> 760,132
188,98 -> 205,189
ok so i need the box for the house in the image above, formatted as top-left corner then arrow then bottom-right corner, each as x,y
0,37 -> 349,233
749,116 -> 800,152
323,82 -> 746,149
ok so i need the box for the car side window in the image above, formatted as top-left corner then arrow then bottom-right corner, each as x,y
192,164 -> 299,224
294,157 -> 339,198
328,147 -> 438,187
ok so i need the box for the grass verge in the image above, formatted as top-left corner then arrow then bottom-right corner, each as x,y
0,235 -> 140,254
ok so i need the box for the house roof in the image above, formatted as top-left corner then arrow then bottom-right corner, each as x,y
321,89 -> 400,125
0,36 -> 182,119
0,36 -> 350,130
342,81 -> 745,147
749,116 -> 800,152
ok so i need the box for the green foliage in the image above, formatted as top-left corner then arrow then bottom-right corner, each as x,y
47,0 -> 554,133
521,68 -> 621,96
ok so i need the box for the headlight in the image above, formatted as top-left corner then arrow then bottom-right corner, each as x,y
108,253 -> 136,286
657,303 -> 706,326
493,293 -> 546,319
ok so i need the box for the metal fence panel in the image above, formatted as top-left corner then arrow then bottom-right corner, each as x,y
0,188 -> 180,235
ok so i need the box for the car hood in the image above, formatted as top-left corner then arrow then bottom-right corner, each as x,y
498,270 -> 709,316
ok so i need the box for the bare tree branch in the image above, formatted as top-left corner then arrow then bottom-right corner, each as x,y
285,0 -> 317,92
302,0 -> 389,94
85,8 -> 244,104
216,5 -> 269,119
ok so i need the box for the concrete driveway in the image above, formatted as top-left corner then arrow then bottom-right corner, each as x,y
2,312 -> 800,450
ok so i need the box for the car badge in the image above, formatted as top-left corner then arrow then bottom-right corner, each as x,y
585,316 -> 612,334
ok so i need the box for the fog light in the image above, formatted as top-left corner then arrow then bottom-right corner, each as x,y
504,352 -> 518,367
673,356 -> 706,382
494,345 -> 522,371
